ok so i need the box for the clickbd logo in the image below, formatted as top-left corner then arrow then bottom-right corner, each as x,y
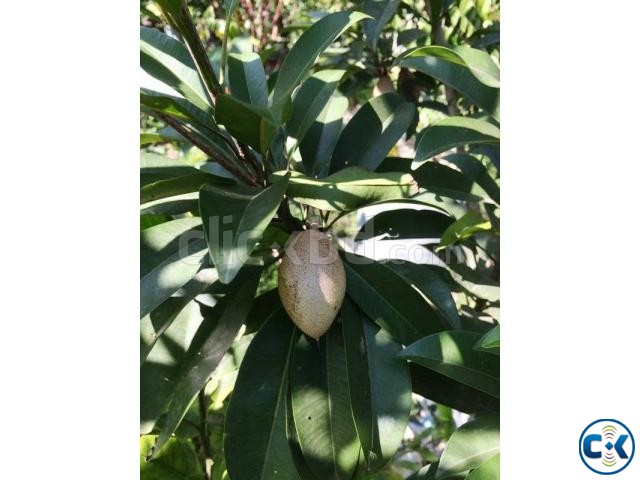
579,419 -> 635,475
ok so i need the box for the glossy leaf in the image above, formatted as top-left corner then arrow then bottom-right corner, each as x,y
358,208 -> 454,240
474,325 -> 499,354
414,117 -> 500,169
436,416 -> 499,479
199,174 -> 289,284
288,69 -> 345,143
386,262 -> 461,329
343,255 -> 447,345
290,323 -> 360,480
140,435 -> 204,480
224,308 -> 300,480
397,56 -> 499,119
465,453 -> 499,480
271,168 -> 417,212
154,0 -> 220,102
228,52 -> 269,107
216,94 -> 276,151
141,88 -> 213,130
410,365 -> 499,414
272,11 -> 370,114
399,331 -> 499,398
362,0 -> 401,50
398,45 -> 499,88
444,153 -> 500,204
151,269 -> 261,457
331,92 -> 415,172
300,94 -> 348,178
141,172 -> 229,205
342,298 -> 411,472
140,268 -> 218,364
141,300 -> 204,434
140,217 -> 207,318
439,211 -> 492,249
140,26 -> 213,113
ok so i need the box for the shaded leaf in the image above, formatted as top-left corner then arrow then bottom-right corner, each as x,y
224,308 -> 300,480
141,172 -> 230,205
342,299 -> 411,472
300,94 -> 348,178
272,11 -> 370,115
272,168 -> 417,212
397,56 -> 499,119
290,323 -> 360,480
358,208 -> 454,240
343,255 -> 447,345
386,262 -> 460,329
140,435 -> 204,480
199,174 -> 289,284
331,92 -> 415,172
414,117 -> 500,169
397,45 -> 499,88
288,69 -> 345,143
216,94 -> 276,151
151,269 -> 261,457
140,217 -> 208,318
439,211 -> 492,250
228,52 -> 269,107
140,26 -> 213,113
399,331 -> 499,398
362,0 -> 401,50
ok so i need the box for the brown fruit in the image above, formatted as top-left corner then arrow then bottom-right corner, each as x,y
278,229 -> 346,339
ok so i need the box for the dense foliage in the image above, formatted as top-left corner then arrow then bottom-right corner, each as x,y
140,1 -> 500,479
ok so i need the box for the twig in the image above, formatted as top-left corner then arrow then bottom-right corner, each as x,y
198,389 -> 213,480
158,114 -> 259,186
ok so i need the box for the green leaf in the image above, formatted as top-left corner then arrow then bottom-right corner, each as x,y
140,26 -> 213,113
436,416 -> 499,479
474,325 -> 499,354
397,45 -> 499,88
140,218 -> 208,318
141,130 -> 184,146
342,299 -> 411,472
444,153 -> 500,204
228,53 -> 269,107
215,94 -> 276,151
288,69 -> 345,143
199,174 -> 289,284
358,208 -> 454,240
224,308 -> 300,480
290,322 -> 360,480
362,0 -> 401,50
271,167 -> 417,212
141,89 -> 213,131
399,331 -> 499,398
465,453 -> 499,480
141,299 -> 204,434
414,117 -> 500,169
439,211 -> 492,250
140,269 -> 218,365
343,255 -> 448,345
272,11 -> 370,115
243,288 -> 282,335
154,0 -> 220,102
141,172 -> 230,205
397,56 -> 499,119
386,262 -> 461,329
151,269 -> 261,458
140,435 -> 204,480
300,94 -> 348,178
331,92 -> 415,172
410,365 -> 499,414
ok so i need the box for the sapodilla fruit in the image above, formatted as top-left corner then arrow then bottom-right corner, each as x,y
278,228 -> 346,339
